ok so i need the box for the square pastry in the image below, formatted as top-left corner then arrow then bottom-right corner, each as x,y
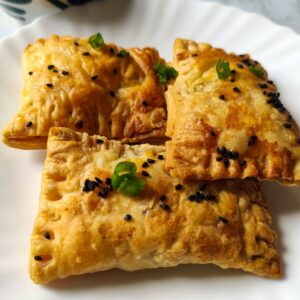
29,127 -> 280,284
166,39 -> 300,184
2,35 -> 166,149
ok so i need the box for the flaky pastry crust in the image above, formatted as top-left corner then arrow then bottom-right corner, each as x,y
29,127 -> 280,284
166,39 -> 300,184
2,35 -> 166,149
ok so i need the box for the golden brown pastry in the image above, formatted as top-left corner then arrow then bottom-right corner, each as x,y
2,35 -> 166,149
166,39 -> 300,184
29,127 -> 280,284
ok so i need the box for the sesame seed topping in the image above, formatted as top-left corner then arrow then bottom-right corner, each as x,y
26,121 -> 32,127
62,71 -> 69,75
248,135 -> 257,146
46,83 -> 53,88
159,194 -> 167,201
233,86 -> 241,93
142,170 -> 150,177
216,157 -> 223,162
160,203 -> 170,211
109,48 -> 115,54
147,158 -> 155,164
230,70 -> 236,75
263,91 -> 267,95
206,194 -> 216,201
142,100 -> 148,107
242,59 -> 251,66
175,184 -> 183,190
83,52 -> 90,56
219,94 -> 226,101
195,192 -> 205,200
223,159 -> 230,168
283,123 -> 292,129
230,79 -> 235,83
75,120 -> 83,129
267,80 -> 273,85
96,138 -> 104,144
53,70 -> 58,73
91,75 -> 98,80
98,186 -> 109,198
237,63 -> 244,69
219,217 -> 229,224
34,255 -> 42,261
48,65 -> 54,70
142,162 -> 149,168
28,71 -> 33,75
124,214 -> 132,221
44,232 -> 51,240
74,42 -> 79,46
210,130 -> 216,137
157,154 -> 164,160
258,83 -> 268,89
105,178 -> 111,185
109,91 -> 115,97
95,177 -> 102,184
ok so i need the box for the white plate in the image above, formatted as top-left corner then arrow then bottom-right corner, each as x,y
1,0 -> 300,299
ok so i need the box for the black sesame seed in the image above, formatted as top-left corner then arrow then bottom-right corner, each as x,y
237,63 -> 244,69
230,79 -> 235,83
188,194 -> 196,201
113,68 -> 118,75
98,186 -> 109,198
74,41 -> 79,46
267,80 -> 273,85
263,91 -> 267,95
142,162 -> 149,168
248,135 -> 257,146
219,94 -> 226,101
96,138 -> 104,144
210,130 -> 216,137
26,121 -> 33,127
105,178 -> 111,185
283,123 -> 292,129
157,154 -> 164,160
216,157 -> 223,162
242,59 -> 251,66
219,217 -> 229,224
142,100 -> 148,107
206,194 -> 216,201
147,158 -> 155,164
83,52 -> 90,56
223,159 -> 230,168
199,183 -> 207,191
48,65 -> 54,70
239,160 -> 247,167
109,48 -> 115,54
233,87 -> 241,93
230,70 -> 236,75
142,170 -> 150,177
87,180 -> 96,191
109,91 -> 115,97
46,83 -> 53,88
82,186 -> 89,192
220,146 -> 227,155
195,191 -> 205,200
28,71 -> 33,75
95,177 -> 103,184
91,75 -> 98,80
231,151 -> 239,160
175,184 -> 183,190
34,255 -> 42,261
62,71 -> 69,76
124,214 -> 132,221
239,54 -> 246,58
287,115 -> 292,122
53,70 -> 58,73
160,203 -> 170,211
75,120 -> 83,129
159,194 -> 167,201
44,232 -> 51,240
258,83 -> 268,89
